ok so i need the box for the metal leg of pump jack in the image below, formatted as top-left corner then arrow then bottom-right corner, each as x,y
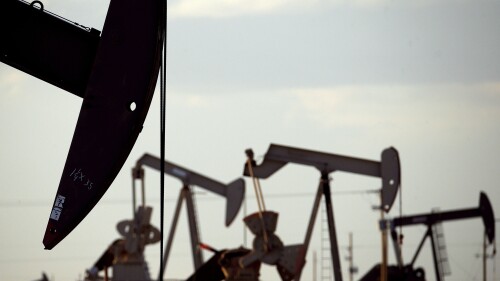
184,186 -> 204,269
162,188 -> 185,276
322,173 -> 343,281
162,185 -> 204,275
429,227 -> 442,281
297,173 -> 343,281
296,180 -> 324,281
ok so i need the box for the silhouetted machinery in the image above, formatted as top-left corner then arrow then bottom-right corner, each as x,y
32,272 -> 50,281
186,144 -> 401,281
1,0 -> 164,249
85,206 -> 161,281
360,192 -> 496,281
134,154 -> 245,275
242,144 -> 401,281
186,211 -> 305,281
3,5 -> 494,280
84,154 -> 245,281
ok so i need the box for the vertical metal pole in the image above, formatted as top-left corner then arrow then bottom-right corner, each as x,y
322,172 -> 343,281
349,232 -> 353,281
158,0 -> 167,279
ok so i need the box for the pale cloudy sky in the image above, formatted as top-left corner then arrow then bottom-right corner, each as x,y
1,0 -> 499,280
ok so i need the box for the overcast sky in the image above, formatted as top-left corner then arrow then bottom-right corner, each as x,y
1,0 -> 499,280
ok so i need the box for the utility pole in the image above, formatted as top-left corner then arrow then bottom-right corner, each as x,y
348,233 -> 353,281
346,232 -> 358,281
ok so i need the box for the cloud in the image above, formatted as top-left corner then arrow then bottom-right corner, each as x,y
184,94 -> 213,108
167,0 -> 457,19
169,0 -> 288,19
167,92 -> 214,109
167,0 -> 391,19
287,83 -> 500,139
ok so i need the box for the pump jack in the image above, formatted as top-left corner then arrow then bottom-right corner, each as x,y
243,144 -> 401,281
361,192 -> 496,281
134,153 -> 245,275
186,148 -> 310,281
1,0 -> 164,249
84,154 -> 245,281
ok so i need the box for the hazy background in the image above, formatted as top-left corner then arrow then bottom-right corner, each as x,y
1,0 -> 499,280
